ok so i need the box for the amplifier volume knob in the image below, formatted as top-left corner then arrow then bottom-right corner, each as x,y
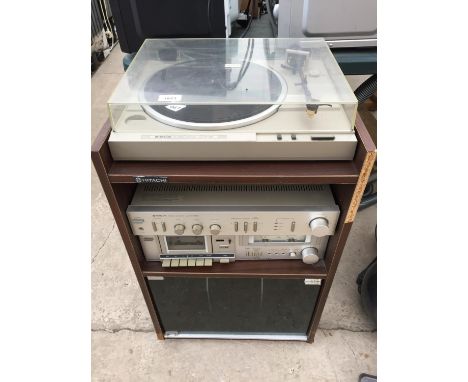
301,247 -> 320,265
174,224 -> 185,235
309,217 -> 329,237
192,224 -> 203,235
209,224 -> 222,235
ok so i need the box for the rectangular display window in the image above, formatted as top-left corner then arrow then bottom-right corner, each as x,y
165,236 -> 206,251
253,235 -> 307,243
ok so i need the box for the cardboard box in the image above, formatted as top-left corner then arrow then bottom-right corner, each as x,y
239,0 -> 260,18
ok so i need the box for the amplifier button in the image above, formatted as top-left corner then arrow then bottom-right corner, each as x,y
309,218 -> 329,237
301,247 -> 320,264
174,224 -> 185,235
209,224 -> 221,235
192,224 -> 203,235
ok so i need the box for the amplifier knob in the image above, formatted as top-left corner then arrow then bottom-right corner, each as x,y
309,217 -> 329,237
192,224 -> 203,235
209,224 -> 222,235
174,224 -> 185,235
301,247 -> 319,265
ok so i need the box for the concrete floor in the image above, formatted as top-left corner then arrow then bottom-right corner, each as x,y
91,45 -> 377,382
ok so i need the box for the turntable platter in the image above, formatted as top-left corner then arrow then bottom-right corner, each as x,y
140,60 -> 286,130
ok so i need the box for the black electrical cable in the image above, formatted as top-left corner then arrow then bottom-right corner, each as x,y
359,194 -> 377,210
225,39 -> 254,90
240,0 -> 254,38
355,74 -> 377,104
207,0 -> 213,36
355,76 -> 378,211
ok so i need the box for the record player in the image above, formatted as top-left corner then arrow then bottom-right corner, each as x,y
108,38 -> 358,161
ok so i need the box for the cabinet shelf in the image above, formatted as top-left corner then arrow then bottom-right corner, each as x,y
108,160 -> 360,184
91,112 -> 376,342
142,259 -> 328,279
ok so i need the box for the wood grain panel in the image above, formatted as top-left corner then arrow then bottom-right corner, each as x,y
108,161 -> 360,184
142,259 -> 327,279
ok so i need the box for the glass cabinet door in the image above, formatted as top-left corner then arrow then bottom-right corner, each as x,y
147,276 -> 321,340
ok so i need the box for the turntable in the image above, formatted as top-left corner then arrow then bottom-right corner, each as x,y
108,38 -> 358,161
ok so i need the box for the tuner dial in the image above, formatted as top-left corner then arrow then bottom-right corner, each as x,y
301,247 -> 319,265
209,224 -> 222,235
174,224 -> 185,235
309,217 -> 329,237
192,224 -> 203,235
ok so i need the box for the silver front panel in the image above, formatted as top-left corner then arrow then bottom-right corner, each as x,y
233,235 -> 328,261
128,184 -> 340,263
108,104 -> 358,161
138,236 -> 161,261
109,136 -> 357,161
138,234 -> 329,262
127,209 -> 340,237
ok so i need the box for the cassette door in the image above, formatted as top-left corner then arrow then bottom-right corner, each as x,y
147,276 -> 321,340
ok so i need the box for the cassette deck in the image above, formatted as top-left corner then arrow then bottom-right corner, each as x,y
127,184 -> 340,266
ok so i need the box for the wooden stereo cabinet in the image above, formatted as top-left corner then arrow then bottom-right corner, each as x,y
91,114 -> 376,342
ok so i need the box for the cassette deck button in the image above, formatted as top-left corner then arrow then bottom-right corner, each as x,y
179,259 -> 188,267
170,259 -> 180,267
162,259 -> 171,267
204,258 -> 213,266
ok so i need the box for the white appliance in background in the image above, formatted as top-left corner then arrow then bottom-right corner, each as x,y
278,0 -> 377,48
225,0 -> 240,37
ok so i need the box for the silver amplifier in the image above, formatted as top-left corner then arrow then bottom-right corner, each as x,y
127,184 -> 340,266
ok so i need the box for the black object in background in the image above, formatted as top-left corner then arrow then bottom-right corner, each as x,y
109,0 -> 227,53
357,258 -> 377,324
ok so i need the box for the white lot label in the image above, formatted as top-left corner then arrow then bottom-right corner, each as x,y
225,63 -> 241,68
304,279 -> 322,286
165,104 -> 186,112
158,94 -> 182,102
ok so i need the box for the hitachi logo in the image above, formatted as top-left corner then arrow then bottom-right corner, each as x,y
135,177 -> 168,183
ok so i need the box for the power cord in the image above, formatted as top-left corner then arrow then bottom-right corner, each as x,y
98,0 -> 114,49
240,0 -> 254,38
